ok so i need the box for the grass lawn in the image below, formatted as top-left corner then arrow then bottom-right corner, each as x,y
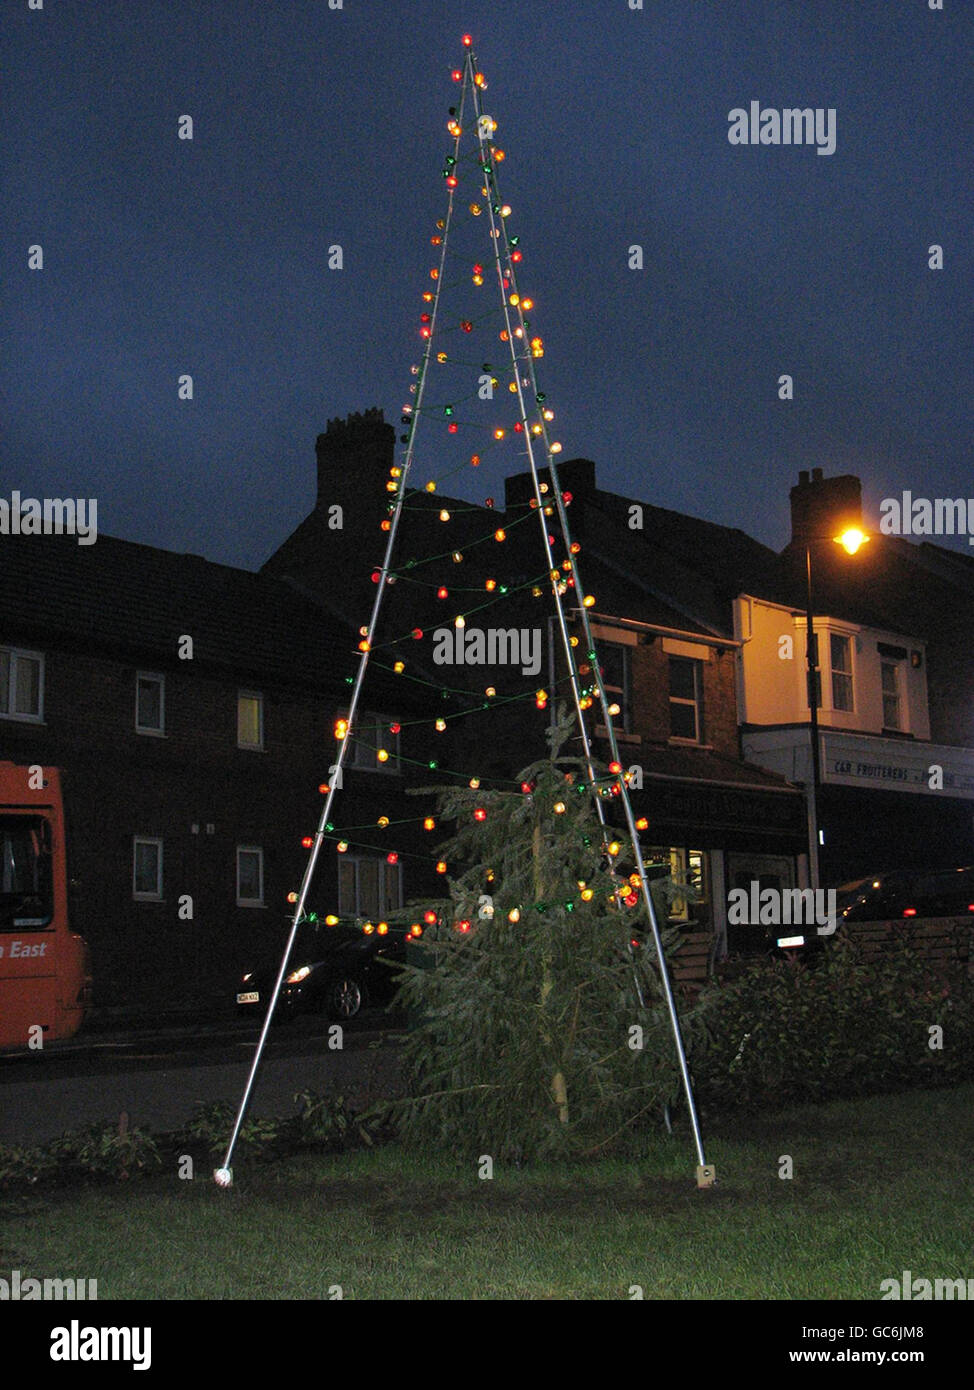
2,1084 -> 972,1300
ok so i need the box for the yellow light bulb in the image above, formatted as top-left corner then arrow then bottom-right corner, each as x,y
835,527 -> 869,555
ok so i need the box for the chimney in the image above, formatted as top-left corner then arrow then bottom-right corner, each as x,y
315,409 -> 395,509
789,469 -> 862,546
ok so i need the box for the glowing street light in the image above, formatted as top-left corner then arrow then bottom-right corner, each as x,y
834,527 -> 869,556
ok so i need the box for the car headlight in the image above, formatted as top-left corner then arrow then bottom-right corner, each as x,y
286,965 -> 311,984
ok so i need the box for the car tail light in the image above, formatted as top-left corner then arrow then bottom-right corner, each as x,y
902,907 -> 917,917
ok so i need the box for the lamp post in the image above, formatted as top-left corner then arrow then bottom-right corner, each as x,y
804,526 -> 868,890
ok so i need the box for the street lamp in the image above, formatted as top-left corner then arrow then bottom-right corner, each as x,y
804,527 -> 869,889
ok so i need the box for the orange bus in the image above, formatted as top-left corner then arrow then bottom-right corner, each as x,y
0,763 -> 91,1049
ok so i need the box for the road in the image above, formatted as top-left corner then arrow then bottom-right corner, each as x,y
0,1015 -> 405,1145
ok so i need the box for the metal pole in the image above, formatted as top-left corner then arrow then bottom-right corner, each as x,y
215,75 -> 473,1187
468,54 -> 710,1180
805,543 -> 822,891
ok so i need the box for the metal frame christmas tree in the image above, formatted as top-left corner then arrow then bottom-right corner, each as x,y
217,34 -> 713,1189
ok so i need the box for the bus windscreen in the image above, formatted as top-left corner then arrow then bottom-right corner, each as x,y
0,816 -> 54,930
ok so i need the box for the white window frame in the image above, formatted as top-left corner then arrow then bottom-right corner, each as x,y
668,657 -> 704,744
0,646 -> 45,724
133,836 -> 164,901
829,634 -> 854,713
337,853 -> 403,919
598,642 -> 633,734
881,660 -> 902,731
237,690 -> 264,750
135,671 -> 166,735
236,845 -> 265,907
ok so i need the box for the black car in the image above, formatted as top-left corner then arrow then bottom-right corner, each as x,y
236,918 -> 418,1022
835,866 -> 974,923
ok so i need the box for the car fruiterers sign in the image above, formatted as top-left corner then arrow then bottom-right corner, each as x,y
822,732 -> 974,800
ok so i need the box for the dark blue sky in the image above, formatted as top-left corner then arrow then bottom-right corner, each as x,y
4,0 -> 971,568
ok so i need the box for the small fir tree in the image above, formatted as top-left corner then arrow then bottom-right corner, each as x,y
389,710 -> 690,1160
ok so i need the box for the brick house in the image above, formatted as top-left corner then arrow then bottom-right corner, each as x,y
0,530 -> 439,1011
264,413 -> 809,963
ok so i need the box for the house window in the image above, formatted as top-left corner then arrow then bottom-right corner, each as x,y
135,672 -> 165,734
236,846 -> 264,907
669,658 -> 703,742
338,854 -> 403,919
133,837 -> 163,900
643,846 -> 707,925
0,647 -> 44,723
343,711 -> 401,772
237,691 -> 264,749
598,643 -> 632,734
881,661 -> 902,730
830,635 -> 854,712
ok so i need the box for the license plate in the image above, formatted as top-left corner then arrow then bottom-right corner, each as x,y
236,991 -> 259,1005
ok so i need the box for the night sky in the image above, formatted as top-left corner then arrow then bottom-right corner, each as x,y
4,0 -> 971,570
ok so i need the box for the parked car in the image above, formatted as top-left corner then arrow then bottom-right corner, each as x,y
236,918 -> 417,1022
834,866 -> 974,923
